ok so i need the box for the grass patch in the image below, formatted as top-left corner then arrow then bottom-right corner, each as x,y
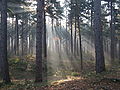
0,80 -> 50,90
71,72 -> 80,76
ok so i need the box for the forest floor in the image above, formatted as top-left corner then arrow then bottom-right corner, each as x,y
0,56 -> 120,90
38,61 -> 120,90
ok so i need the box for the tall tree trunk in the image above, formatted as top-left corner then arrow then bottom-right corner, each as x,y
91,0 -> 94,31
74,17 -> 77,57
44,11 -> 47,58
110,1 -> 115,62
28,34 -> 30,54
66,9 -> 68,32
28,18 -> 31,55
114,38 -> 118,58
11,17 -> 14,54
106,40 -> 109,53
11,37 -> 14,54
119,40 -> 120,63
35,0 -> 44,83
94,0 -> 105,73
15,14 -> 19,56
76,38 -> 79,56
59,39 -> 62,59
31,31 -> 35,54
71,20 -> 73,54
77,16 -> 83,70
43,0 -> 47,82
21,21 -> 24,56
0,0 -> 11,83
52,18 -> 54,31
24,18 -> 29,56
7,36 -> 10,53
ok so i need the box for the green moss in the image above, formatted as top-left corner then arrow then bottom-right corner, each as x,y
71,72 -> 80,76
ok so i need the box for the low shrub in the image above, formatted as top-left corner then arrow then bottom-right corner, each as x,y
9,58 -> 28,71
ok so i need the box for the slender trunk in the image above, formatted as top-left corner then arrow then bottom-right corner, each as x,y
0,0 -> 11,83
103,38 -> 107,52
31,32 -> 35,54
44,11 -> 47,58
28,18 -> 31,54
21,22 -> 24,56
60,20 -> 62,30
65,40 -> 68,55
77,38 -> 79,56
114,38 -> 118,58
43,0 -> 47,82
119,40 -> 120,63
106,40 -> 109,53
28,34 -> 30,54
11,17 -> 14,54
59,39 -> 62,59
77,16 -> 83,70
70,0 -> 73,55
91,0 -> 94,32
110,1 -> 115,62
52,18 -> 54,31
71,20 -> 73,54
25,19 -> 29,55
74,17 -> 77,57
7,36 -> 10,53
66,10 -> 67,32
11,37 -> 14,54
15,14 -> 19,56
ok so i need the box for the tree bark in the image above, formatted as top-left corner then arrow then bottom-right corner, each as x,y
71,20 -> 73,54
119,40 -> 120,63
0,0 -> 11,83
21,21 -> 24,56
35,0 -> 44,83
77,16 -> 83,70
74,17 -> 77,57
15,14 -> 19,56
44,10 -> 47,58
110,1 -> 115,62
94,0 -> 105,73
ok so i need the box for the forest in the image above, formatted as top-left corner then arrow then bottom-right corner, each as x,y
0,0 -> 120,90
